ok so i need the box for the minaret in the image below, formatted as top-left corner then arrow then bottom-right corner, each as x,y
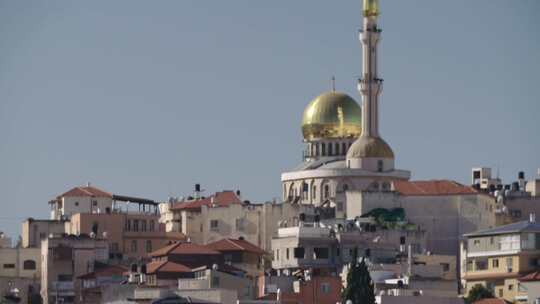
346,0 -> 395,171
359,0 -> 382,138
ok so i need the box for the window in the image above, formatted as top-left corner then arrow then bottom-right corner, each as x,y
335,143 -> 339,155
508,284 -> 513,291
23,260 -> 36,270
473,239 -> 481,246
39,233 -> 46,240
312,186 -> 317,200
321,143 -> 326,156
131,240 -> 138,253
343,184 -> 349,192
3,264 -> 15,269
286,248 -> 290,260
498,288 -> 503,297
141,220 -> 147,232
381,182 -> 390,191
337,202 -> 343,212
507,257 -> 513,272
224,254 -> 233,263
211,276 -> 220,287
58,274 -> 73,281
236,218 -> 245,231
210,220 -> 219,231
441,263 -> 450,272
342,143 -> 347,155
492,259 -> 499,268
149,220 -> 155,232
133,220 -> 139,232
328,143 -> 333,156
294,247 -> 305,259
110,243 -> 119,253
74,201 -> 79,207
125,220 -> 131,232
324,185 -> 330,199
276,249 -> 280,261
314,247 -> 329,259
321,283 -> 331,294
474,259 -> 488,270
146,240 -> 152,253
377,160 -> 384,172
92,200 -> 98,206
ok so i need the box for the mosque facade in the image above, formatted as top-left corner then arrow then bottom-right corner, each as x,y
281,0 -> 410,219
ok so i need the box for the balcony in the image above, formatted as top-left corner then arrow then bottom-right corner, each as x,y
50,281 -> 75,296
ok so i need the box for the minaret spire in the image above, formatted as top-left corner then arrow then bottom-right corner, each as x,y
359,0 -> 382,138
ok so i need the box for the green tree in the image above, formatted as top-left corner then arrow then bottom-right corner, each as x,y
465,284 -> 494,304
342,251 -> 376,304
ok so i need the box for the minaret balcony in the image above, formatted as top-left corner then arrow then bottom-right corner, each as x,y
358,78 -> 383,95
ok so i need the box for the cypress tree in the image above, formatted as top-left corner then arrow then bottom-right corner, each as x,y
342,250 -> 376,304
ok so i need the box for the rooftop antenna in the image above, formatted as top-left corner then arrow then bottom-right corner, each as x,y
331,76 -> 336,92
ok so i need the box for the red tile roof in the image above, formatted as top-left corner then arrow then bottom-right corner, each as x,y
171,191 -> 242,211
520,270 -> 540,281
78,265 -> 127,280
207,238 -> 266,255
393,180 -> 479,196
472,299 -> 509,304
146,260 -> 192,274
59,186 -> 112,198
149,241 -> 221,257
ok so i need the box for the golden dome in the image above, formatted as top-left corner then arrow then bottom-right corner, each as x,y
346,136 -> 395,159
301,91 -> 361,140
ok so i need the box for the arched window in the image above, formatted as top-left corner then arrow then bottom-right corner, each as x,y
324,185 -> 330,199
149,220 -> 155,232
315,144 -> 320,156
23,260 -> 36,270
377,160 -> 384,172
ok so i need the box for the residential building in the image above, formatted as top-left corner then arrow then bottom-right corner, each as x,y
49,184 -> 114,220
256,276 -> 342,304
178,266 -> 256,300
207,238 -> 267,277
518,270 -> 540,304
160,190 -> 314,251
41,234 -> 109,304
67,212 -> 185,261
271,218 -> 426,276
77,264 -> 127,304
461,218 -> 540,303
21,218 -> 69,248
0,247 -> 40,279
347,180 -> 497,255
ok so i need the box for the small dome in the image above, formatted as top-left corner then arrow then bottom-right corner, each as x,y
301,91 -> 361,140
346,136 -> 394,159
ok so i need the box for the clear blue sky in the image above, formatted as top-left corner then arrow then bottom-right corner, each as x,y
0,0 -> 538,239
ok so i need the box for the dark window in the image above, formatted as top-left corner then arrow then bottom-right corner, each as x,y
210,220 -> 219,231
3,264 -> 15,269
74,202 -> 79,207
133,220 -> 139,232
328,143 -> 333,156
146,240 -> 152,253
324,185 -> 330,199
294,247 -> 305,259
286,248 -> 290,259
314,247 -> 329,259
23,260 -> 36,270
342,143 -> 347,155
441,263 -> 450,272
321,143 -> 326,156
92,200 -> 98,206
125,219 -> 131,232
141,220 -> 147,232
91,222 -> 99,235
377,160 -> 384,172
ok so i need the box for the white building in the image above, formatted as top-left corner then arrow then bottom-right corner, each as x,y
280,0 -> 410,220
48,184 -> 113,220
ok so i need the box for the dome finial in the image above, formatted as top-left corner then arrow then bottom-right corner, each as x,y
331,76 -> 336,92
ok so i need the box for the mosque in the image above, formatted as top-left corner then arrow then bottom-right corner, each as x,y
281,0 -> 410,219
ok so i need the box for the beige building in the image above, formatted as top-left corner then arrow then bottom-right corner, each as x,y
0,247 -> 41,279
160,191 -> 314,252
41,235 -> 109,304
21,218 -> 69,248
67,212 -> 184,261
178,267 -> 256,300
347,180 -> 497,255
49,184 -> 114,220
461,218 -> 540,303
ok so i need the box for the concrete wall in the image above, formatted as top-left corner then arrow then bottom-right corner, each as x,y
0,248 -> 41,279
21,219 -> 68,248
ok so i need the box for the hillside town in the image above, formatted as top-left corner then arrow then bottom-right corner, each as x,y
1,0 -> 538,304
